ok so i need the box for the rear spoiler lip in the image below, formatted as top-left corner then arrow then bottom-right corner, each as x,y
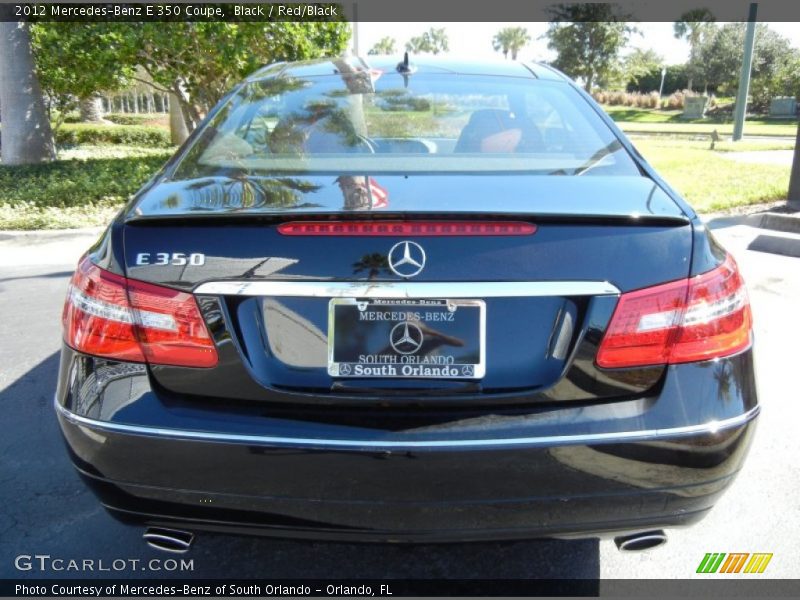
123,211 -> 691,227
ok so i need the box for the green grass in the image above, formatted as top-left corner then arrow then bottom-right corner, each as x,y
0,146 -> 173,230
633,138 -> 791,212
603,105 -> 799,137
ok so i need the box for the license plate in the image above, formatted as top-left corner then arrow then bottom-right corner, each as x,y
328,299 -> 485,379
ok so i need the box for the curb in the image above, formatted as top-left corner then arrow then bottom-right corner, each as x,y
759,212 -> 800,235
0,227 -> 103,243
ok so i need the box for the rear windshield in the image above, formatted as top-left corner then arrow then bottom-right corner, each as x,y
172,70 -> 640,179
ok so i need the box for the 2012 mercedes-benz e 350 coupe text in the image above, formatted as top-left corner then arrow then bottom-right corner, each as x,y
56,56 -> 758,552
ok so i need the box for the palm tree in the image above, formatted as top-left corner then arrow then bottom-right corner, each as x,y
0,22 -> 55,164
674,9 -> 716,91
406,28 -> 449,55
368,37 -> 396,55
492,27 -> 531,60
78,95 -> 105,123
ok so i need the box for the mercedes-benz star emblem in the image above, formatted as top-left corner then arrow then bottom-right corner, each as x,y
388,241 -> 426,278
390,321 -> 424,354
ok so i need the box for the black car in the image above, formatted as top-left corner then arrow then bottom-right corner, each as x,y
56,56 -> 758,553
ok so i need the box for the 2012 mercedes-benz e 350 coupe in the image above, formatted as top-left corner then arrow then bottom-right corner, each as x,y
56,56 -> 758,552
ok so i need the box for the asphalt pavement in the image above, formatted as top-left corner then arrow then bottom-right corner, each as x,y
1,216 -> 798,583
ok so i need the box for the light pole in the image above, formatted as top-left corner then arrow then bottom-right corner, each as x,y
658,66 -> 667,98
732,3 -> 758,142
789,111 -> 800,208
351,3 -> 359,55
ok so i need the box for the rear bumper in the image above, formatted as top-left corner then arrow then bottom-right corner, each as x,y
55,346 -> 759,542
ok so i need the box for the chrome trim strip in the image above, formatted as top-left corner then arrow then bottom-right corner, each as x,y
193,280 -> 621,298
54,398 -> 759,451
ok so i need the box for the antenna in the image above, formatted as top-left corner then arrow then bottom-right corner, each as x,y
396,52 -> 414,74
396,52 -> 416,87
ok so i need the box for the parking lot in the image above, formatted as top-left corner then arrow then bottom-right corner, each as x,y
1,214 -> 798,582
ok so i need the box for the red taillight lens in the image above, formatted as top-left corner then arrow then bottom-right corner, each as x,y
63,257 -> 218,368
277,220 -> 537,236
62,258 -> 144,362
596,255 -> 752,368
670,256 -> 752,363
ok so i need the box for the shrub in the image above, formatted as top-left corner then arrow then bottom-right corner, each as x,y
55,124 -> 171,148
665,90 -> 686,110
0,150 -> 171,211
594,90 -> 662,109
104,113 -> 155,126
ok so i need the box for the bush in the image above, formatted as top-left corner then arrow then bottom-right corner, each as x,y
104,113 -> 155,126
661,90 -> 718,111
593,90 -> 663,109
0,151 -> 170,209
55,124 -> 171,148
665,90 -> 686,110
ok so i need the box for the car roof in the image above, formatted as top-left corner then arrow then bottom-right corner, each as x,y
246,55 -> 570,83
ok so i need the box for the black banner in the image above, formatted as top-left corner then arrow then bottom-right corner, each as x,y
1,0 -> 800,22
4,579 -> 800,598
4,579 -> 598,597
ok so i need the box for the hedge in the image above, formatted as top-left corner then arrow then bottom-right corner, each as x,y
0,147 -> 173,228
55,124 -> 171,147
0,152 -> 169,208
104,113 -> 160,126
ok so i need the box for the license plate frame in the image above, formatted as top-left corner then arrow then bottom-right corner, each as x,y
327,298 -> 486,380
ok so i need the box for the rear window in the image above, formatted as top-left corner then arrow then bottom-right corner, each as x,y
172,70 -> 640,179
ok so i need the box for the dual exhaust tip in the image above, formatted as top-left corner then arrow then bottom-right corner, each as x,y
142,526 -> 666,554
614,530 -> 668,552
143,527 -> 194,554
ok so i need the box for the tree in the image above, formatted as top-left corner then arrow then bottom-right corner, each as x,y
627,63 -> 688,94
30,23 -> 136,125
0,22 -> 55,164
673,9 -> 716,92
405,28 -> 449,55
623,48 -> 664,88
126,22 -> 350,131
697,23 -> 800,109
492,27 -> 531,60
545,4 -> 636,92
368,37 -> 396,55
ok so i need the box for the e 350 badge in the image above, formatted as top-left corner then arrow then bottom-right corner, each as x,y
135,253 -> 206,266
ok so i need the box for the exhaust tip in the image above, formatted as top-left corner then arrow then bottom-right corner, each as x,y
614,530 -> 667,552
143,527 -> 194,554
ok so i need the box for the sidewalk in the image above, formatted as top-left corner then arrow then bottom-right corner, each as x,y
0,227 -> 103,267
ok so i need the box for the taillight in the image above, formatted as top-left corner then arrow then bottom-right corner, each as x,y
277,220 -> 537,236
596,255 -> 752,368
62,257 -> 217,368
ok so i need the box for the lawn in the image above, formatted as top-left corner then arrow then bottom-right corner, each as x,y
632,138 -> 792,212
603,105 -> 798,138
